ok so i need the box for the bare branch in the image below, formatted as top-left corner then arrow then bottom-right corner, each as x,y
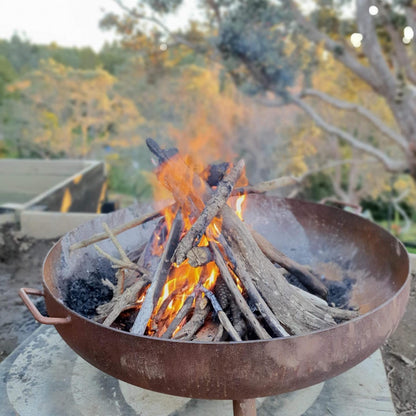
380,6 -> 416,86
302,89 -> 409,152
113,0 -> 210,53
290,94 -> 408,173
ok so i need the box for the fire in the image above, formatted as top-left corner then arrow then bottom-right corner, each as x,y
142,156 -> 249,337
235,194 -> 246,221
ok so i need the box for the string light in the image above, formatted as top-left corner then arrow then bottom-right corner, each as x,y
350,33 -> 363,48
369,5 -> 379,15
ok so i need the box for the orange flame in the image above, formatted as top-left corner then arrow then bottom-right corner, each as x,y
142,155 -> 249,336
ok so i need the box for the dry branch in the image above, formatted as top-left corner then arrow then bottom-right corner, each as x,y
232,176 -> 298,196
130,210 -> 183,335
70,209 -> 164,252
97,278 -> 149,326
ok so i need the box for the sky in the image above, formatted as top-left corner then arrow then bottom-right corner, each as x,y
0,0 -> 200,52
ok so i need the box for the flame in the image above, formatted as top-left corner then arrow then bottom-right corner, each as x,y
141,154 -> 250,336
235,194 -> 246,221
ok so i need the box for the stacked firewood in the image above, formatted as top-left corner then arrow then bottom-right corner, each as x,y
70,139 -> 358,341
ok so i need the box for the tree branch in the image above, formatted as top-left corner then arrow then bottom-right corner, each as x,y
286,0 -> 383,93
302,88 -> 409,152
356,0 -> 397,98
290,94 -> 408,173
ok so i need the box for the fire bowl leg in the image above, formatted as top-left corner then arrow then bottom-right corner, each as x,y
233,399 -> 257,416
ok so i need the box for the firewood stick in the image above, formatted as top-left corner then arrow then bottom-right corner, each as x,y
174,294 -> 210,340
202,288 -> 242,342
69,208 -> 165,251
97,278 -> 150,326
161,293 -> 196,339
187,246 -> 213,267
231,176 -> 298,196
250,229 -> 328,299
130,210 -> 183,335
173,159 -> 245,265
210,242 -> 272,340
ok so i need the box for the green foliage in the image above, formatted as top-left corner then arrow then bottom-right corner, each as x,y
298,172 -> 334,202
0,55 -> 16,102
217,0 -> 297,96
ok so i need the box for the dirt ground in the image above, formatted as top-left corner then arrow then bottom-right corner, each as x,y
0,223 -> 415,414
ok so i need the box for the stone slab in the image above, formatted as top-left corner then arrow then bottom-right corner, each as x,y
0,326 -> 396,416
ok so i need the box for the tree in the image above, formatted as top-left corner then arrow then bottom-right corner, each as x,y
103,0 -> 416,184
2,59 -> 142,158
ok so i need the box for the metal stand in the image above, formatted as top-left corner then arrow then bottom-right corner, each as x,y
233,399 -> 257,416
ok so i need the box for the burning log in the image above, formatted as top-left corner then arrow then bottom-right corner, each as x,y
161,293 -> 195,339
130,210 -> 183,335
174,294 -> 210,340
187,246 -> 213,267
173,159 -> 245,265
250,229 -> 328,299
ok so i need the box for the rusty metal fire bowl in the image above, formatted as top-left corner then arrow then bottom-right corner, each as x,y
20,195 -> 410,402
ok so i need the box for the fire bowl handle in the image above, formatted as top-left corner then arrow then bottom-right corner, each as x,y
19,288 -> 71,325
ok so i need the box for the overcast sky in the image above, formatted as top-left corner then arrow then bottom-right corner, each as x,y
0,0 -> 200,51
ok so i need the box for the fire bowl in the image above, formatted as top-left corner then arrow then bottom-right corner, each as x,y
20,195 -> 410,401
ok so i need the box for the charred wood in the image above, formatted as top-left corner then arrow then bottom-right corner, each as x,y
161,293 -> 195,339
